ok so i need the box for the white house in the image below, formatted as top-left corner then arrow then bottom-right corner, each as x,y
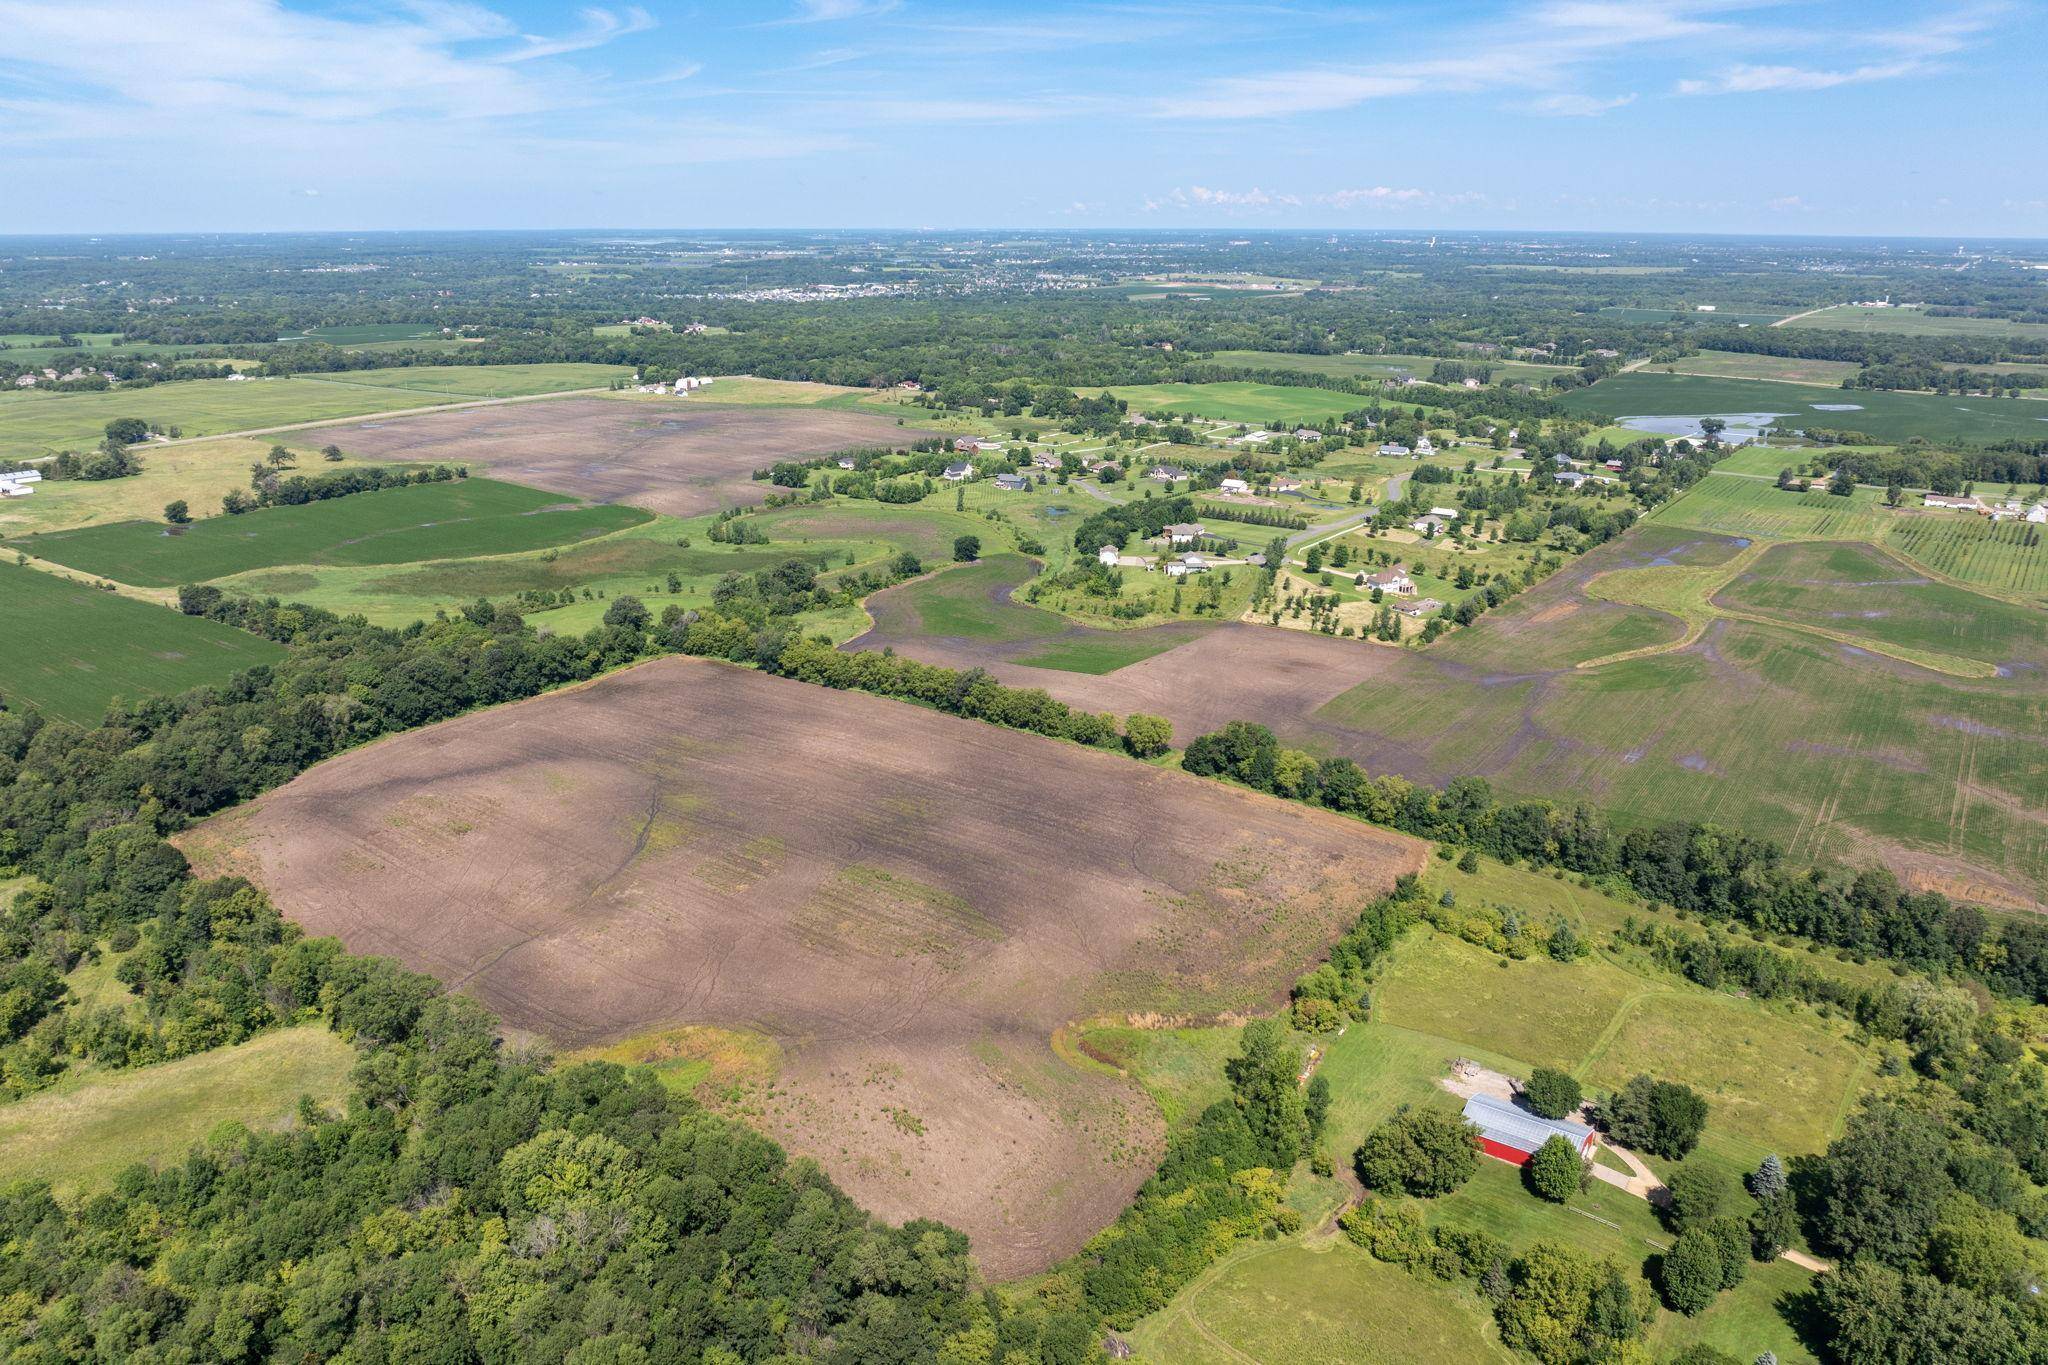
1030,449 -> 1061,469
942,461 -> 974,481
1148,464 -> 1188,482
1414,436 -> 1435,455
2028,503 -> 2048,524
1164,553 -> 1210,578
1395,597 -> 1443,618
1411,515 -> 1450,536
1218,476 -> 1251,495
1165,522 -> 1206,546
1461,377 -> 1482,389
1232,430 -> 1273,446
1366,569 -> 1415,596
836,456 -> 858,470
1098,544 -> 1121,567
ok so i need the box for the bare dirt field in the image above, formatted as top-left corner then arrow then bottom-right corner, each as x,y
324,396 -> 937,517
183,658 -> 1425,1277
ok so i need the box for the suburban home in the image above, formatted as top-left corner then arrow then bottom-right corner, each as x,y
1293,427 -> 1321,440
1273,477 -> 1303,495
1097,544 -> 1121,567
1030,449 -> 1062,469
1461,1093 -> 1596,1167
1427,506 -> 1461,519
1554,470 -> 1589,488
1148,464 -> 1188,483
1411,515 -> 1449,536
1165,522 -> 1206,546
1414,436 -> 1435,455
952,437 -> 978,452
1395,597 -> 1443,618
942,461 -> 974,481
1366,569 -> 1415,596
992,473 -> 1028,491
897,379 -> 923,391
1603,459 -> 1625,471
1164,553 -> 1209,578
1378,443 -> 1410,457
1218,476 -> 1251,495
1089,460 -> 1120,476
1923,494 -> 1980,511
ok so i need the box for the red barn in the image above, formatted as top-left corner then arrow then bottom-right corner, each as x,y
1462,1093 -> 1596,1167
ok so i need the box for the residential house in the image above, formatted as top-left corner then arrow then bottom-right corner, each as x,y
1461,377 -> 1482,389
952,437 -> 979,453
1164,553 -> 1210,578
1293,427 -> 1321,440
1554,471 -> 1589,488
1377,443 -> 1410,457
1218,476 -> 1251,495
1366,569 -> 1415,596
1164,522 -> 1206,546
1273,477 -> 1303,495
836,456 -> 858,470
1411,515 -> 1449,536
1030,450 -> 1062,470
992,473 -> 1028,491
1394,597 -> 1443,619
942,462 -> 974,482
1413,436 -> 1435,456
1148,464 -> 1188,483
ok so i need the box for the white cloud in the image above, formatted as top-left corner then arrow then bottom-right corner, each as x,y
1676,60 -> 1918,94
1144,184 -> 1480,215
781,0 -> 901,22
1529,91 -> 1638,116
495,6 -> 656,63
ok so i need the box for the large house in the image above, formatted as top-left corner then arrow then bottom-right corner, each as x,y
1377,443 -> 1410,457
992,472 -> 1028,491
1030,449 -> 1062,470
942,461 -> 974,482
1293,427 -> 1322,441
1148,464 -> 1188,483
1554,470 -> 1589,489
1164,522 -> 1206,546
1366,569 -> 1415,596
1461,1093 -> 1596,1167
1414,436 -> 1435,456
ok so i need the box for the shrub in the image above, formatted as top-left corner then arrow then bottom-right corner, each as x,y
1522,1067 -> 1582,1120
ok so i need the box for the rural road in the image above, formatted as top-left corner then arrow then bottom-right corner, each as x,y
131,385 -> 615,450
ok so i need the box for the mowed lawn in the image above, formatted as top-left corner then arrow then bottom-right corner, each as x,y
0,363 -> 630,454
1088,381 -> 1375,425
7,478 -> 651,587
1559,372 -> 2048,445
0,1025 -> 355,1195
0,563 -> 286,723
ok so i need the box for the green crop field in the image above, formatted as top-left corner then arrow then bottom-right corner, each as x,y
1658,351 -> 1864,385
8,479 -> 650,587
1013,629 -> 1205,673
0,563 -> 287,723
0,1026 -> 354,1195
1560,372 -> 2048,445
1597,306 -> 1790,326
1204,350 -> 1570,384
1783,305 -> 2048,339
0,363 -> 630,454
1087,381 -> 1380,425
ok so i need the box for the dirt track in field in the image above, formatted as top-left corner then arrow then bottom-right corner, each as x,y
184,658 -> 1425,1277
326,397 -> 937,518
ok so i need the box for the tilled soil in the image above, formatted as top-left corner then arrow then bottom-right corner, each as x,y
185,658 -> 1425,1277
327,397 -> 938,517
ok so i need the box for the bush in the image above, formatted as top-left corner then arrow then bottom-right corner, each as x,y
1522,1067 -> 1582,1120
1526,1135 -> 1584,1203
1355,1107 -> 1479,1197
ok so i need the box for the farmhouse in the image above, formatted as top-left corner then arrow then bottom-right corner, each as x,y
1030,450 -> 1062,470
1164,522 -> 1206,546
942,462 -> 974,481
1461,1093 -> 1596,1167
1395,597 -> 1443,618
1293,427 -> 1321,440
1554,471 -> 1589,488
1366,569 -> 1415,595
1273,477 -> 1303,495
1413,437 -> 1435,456
992,473 -> 1028,491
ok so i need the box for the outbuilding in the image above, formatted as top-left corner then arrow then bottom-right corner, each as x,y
1460,1093 -> 1595,1167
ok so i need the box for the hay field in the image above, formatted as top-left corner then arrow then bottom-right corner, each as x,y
183,657 -> 1426,1276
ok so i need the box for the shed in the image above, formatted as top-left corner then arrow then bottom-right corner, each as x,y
1460,1093 -> 1594,1166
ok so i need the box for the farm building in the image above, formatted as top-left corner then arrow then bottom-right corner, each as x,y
1923,494 -> 1981,511
1218,476 -> 1252,494
1394,597 -> 1443,619
1378,443 -> 1410,457
1229,433 -> 1272,448
1461,1094 -> 1596,1167
1427,506 -> 1460,520
1274,477 -> 1303,494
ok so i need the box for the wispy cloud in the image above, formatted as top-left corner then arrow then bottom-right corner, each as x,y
1143,183 -> 1479,215
1529,91 -> 1638,116
495,6 -> 656,63
776,0 -> 901,23
1675,3 -> 2002,95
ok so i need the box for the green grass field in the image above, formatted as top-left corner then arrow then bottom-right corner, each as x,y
8,478 -> 650,587
1204,350 -> 1570,384
275,324 -> 444,344
0,562 -> 287,723
1088,381 -> 1381,425
1597,307 -> 1790,326
887,554 -> 1071,641
1014,629 -> 1206,673
1783,305 -> 2048,339
0,363 -> 630,454
1561,372 -> 2048,445
0,1025 -> 354,1195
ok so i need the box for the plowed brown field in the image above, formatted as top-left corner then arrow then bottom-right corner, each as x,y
184,658 -> 1425,1276
326,397 -> 936,517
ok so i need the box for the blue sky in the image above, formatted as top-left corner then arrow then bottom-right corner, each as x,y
1,0 -> 2042,236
